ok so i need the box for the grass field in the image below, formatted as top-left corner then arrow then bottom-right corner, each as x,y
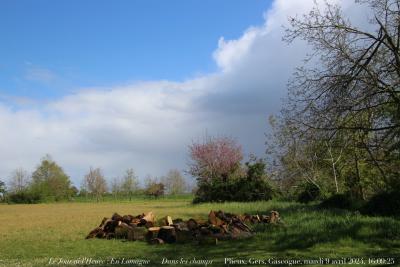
0,198 -> 399,267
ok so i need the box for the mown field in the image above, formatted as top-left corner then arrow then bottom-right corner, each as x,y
0,198 -> 399,267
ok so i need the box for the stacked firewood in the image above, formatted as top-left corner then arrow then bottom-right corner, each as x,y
86,210 -> 281,245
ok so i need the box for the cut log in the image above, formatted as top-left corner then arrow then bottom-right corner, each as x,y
106,232 -> 115,239
98,217 -> 109,228
130,218 -> 141,226
187,219 -> 198,231
103,220 -> 119,233
208,224 -> 223,234
200,226 -> 212,236
208,211 -> 224,226
215,210 -> 231,223
157,226 -> 177,243
172,218 -> 183,224
231,217 -> 252,232
242,214 -> 251,224
252,215 -> 261,223
95,230 -> 106,239
100,218 -> 112,230
171,222 -> 188,231
129,227 -> 148,241
220,224 -> 229,234
261,215 -> 270,223
135,213 -> 145,219
157,215 -> 173,226
115,223 -> 131,239
140,211 -> 155,226
115,222 -> 134,239
112,213 -> 123,222
122,215 -> 133,224
146,227 -> 160,241
86,227 -> 102,239
175,229 -> 193,243
149,238 -> 164,245
269,211 -> 280,223
165,216 -> 173,226
144,221 -> 154,228
208,211 -> 217,225
230,226 -> 252,239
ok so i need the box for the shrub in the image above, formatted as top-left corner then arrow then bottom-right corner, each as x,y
8,191 -> 41,204
232,178 -> 274,202
319,194 -> 364,210
296,182 -> 320,203
193,157 -> 275,203
145,182 -> 165,198
362,191 -> 400,217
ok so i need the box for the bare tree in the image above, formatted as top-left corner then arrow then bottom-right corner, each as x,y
84,167 -> 107,202
144,174 -> 157,189
280,0 -> 400,194
162,169 -> 186,195
110,177 -> 122,200
121,168 -> 139,200
323,140 -> 347,193
8,168 -> 31,193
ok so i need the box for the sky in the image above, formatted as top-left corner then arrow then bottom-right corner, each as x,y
0,0 -> 369,187
0,0 -> 269,99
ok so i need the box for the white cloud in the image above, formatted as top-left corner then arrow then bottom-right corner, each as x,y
213,28 -> 263,72
0,0 -> 369,186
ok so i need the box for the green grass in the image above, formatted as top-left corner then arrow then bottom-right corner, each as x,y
0,199 -> 399,267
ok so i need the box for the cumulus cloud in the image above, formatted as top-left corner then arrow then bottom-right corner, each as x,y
0,0 -> 369,186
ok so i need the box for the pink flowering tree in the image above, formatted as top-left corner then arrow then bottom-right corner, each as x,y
188,136 -> 243,184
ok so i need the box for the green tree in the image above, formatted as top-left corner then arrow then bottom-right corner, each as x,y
145,181 -> 165,198
31,155 -> 73,201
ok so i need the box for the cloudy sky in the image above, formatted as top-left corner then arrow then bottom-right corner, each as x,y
0,0 -> 366,186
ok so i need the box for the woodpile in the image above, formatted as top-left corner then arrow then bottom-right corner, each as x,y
86,210 -> 281,245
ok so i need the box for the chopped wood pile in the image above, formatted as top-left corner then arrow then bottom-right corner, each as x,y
86,210 -> 281,245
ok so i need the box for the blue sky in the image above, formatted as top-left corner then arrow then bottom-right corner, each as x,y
0,0 -> 271,100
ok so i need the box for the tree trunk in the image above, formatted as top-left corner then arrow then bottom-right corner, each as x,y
146,227 -> 160,241
157,226 -> 176,243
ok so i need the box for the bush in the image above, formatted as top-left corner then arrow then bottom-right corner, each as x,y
362,191 -> 400,217
193,157 -> 275,203
192,177 -> 274,203
8,191 -> 42,204
319,194 -> 364,210
145,182 -> 165,198
296,182 -> 321,203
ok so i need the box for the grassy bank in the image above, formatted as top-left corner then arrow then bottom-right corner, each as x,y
0,199 -> 399,267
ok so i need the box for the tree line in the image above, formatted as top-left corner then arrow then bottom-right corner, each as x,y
0,155 -> 188,203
